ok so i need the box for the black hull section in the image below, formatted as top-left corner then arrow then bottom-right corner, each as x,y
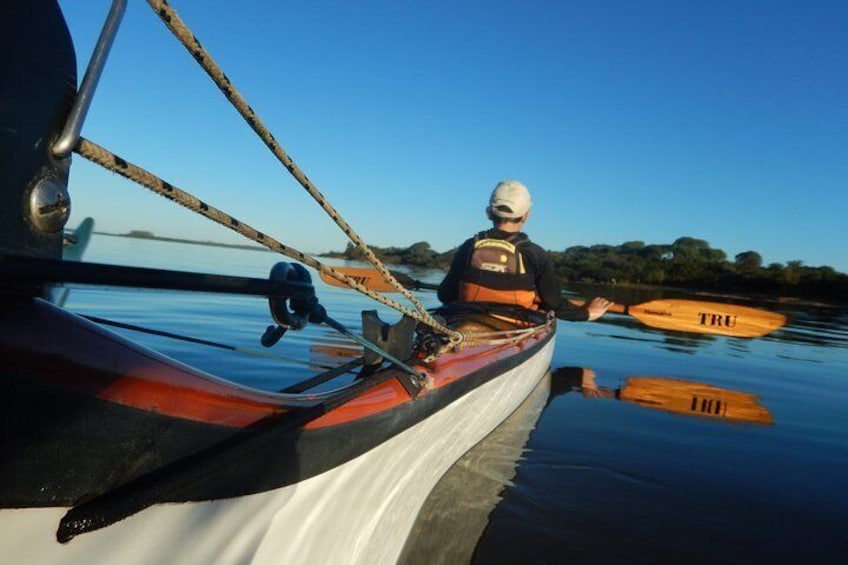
1,299 -> 553,515
1,0 -> 76,261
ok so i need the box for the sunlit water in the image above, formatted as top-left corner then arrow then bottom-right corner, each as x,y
64,235 -> 848,564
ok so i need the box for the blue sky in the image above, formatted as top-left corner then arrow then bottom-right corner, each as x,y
59,1 -> 847,273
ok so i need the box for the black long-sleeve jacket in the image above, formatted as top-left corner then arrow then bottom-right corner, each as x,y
437,229 -> 562,311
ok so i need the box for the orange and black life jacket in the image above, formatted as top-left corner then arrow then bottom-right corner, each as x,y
457,232 -> 539,309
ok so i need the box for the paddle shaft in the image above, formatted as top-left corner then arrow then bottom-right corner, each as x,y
567,298 -> 627,315
571,297 -> 786,337
318,267 -> 786,337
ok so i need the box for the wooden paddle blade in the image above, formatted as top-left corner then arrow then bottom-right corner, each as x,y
628,299 -> 786,337
318,267 -> 413,293
619,377 -> 774,425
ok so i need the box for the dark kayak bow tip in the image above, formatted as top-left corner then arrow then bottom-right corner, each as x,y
56,512 -> 89,544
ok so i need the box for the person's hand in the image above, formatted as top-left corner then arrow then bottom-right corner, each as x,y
585,297 -> 613,321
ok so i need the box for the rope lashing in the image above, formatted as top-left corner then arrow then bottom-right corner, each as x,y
71,2 -> 557,355
143,0 -> 429,320
75,137 -> 461,340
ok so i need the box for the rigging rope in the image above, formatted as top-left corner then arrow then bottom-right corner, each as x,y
76,136 -> 550,352
75,138 -> 460,340
143,0 -> 433,321
72,1 -> 555,354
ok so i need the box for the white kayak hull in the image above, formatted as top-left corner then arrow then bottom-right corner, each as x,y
0,338 -> 554,565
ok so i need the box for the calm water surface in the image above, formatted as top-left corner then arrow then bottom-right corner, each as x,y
67,236 -> 848,564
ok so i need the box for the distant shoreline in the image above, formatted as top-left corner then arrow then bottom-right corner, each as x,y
96,231 -> 275,253
95,232 -> 846,303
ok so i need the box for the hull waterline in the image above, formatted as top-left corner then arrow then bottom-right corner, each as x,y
0,338 -> 554,564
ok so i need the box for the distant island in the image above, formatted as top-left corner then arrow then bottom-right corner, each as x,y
98,230 -> 274,253
104,230 -> 847,302
323,237 -> 848,303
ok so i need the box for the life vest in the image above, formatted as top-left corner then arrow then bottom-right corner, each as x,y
457,232 -> 539,309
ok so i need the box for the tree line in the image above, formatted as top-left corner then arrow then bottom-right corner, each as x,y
324,236 -> 848,302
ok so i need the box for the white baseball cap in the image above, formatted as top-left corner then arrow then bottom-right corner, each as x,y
488,180 -> 532,219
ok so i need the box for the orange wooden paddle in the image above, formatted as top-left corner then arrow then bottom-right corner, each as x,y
319,267 -> 787,337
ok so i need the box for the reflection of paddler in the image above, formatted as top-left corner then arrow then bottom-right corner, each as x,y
552,367 -> 774,425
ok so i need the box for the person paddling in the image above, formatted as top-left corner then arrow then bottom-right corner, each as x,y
437,180 -> 612,321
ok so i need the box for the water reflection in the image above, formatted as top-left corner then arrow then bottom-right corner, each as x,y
553,367 -> 774,425
64,242 -> 844,561
400,372 -> 552,565
567,283 -> 848,352
400,368 -> 775,563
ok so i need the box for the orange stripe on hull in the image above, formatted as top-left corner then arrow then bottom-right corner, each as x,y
306,325 -> 554,428
94,371 -> 291,427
